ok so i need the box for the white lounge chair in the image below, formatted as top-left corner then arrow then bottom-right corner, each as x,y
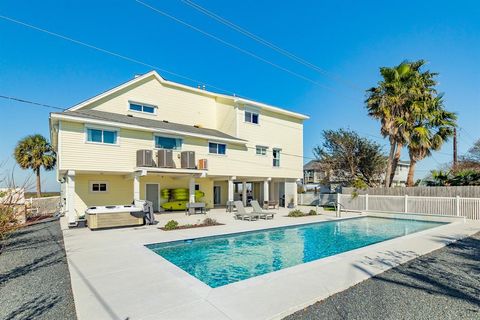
233,201 -> 260,221
251,200 -> 275,219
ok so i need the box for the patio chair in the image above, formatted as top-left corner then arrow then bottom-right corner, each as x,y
251,200 -> 274,220
233,201 -> 259,221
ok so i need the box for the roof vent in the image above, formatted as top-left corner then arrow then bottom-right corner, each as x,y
134,74 -> 141,78
193,125 -> 200,128
127,114 -> 133,117
163,120 -> 169,123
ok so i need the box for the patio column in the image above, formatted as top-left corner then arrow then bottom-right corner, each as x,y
227,177 -> 234,202
133,172 -> 140,201
263,179 -> 270,203
189,176 -> 196,204
66,170 -> 76,225
242,181 -> 247,206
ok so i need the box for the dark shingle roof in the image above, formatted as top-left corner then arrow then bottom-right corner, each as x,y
54,109 -> 245,142
303,160 -> 321,170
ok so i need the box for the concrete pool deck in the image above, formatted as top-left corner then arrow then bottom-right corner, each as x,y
61,208 -> 480,320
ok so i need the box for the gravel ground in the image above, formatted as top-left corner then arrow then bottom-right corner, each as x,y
0,219 -> 77,320
285,232 -> 480,320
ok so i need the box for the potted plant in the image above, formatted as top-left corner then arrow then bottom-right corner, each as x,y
287,198 -> 295,209
77,214 -> 87,228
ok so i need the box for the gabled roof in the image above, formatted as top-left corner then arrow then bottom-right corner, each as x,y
303,160 -> 322,170
51,109 -> 246,144
67,70 -> 310,120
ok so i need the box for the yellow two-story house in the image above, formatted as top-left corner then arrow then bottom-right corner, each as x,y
50,71 -> 309,225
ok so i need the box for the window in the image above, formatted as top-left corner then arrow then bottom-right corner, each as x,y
195,184 -> 200,191
244,109 -> 259,124
256,146 -> 267,155
273,148 -> 281,167
209,142 -> 226,155
86,128 -> 118,144
90,182 -> 108,193
155,136 -> 182,150
129,102 -> 156,114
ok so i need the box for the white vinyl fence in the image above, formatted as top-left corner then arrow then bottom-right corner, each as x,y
337,194 -> 480,220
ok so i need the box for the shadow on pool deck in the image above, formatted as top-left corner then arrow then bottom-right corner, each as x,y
285,233 -> 480,320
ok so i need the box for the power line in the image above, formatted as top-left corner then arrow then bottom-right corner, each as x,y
180,0 -> 361,91
134,0 -> 354,98
0,14 -> 237,97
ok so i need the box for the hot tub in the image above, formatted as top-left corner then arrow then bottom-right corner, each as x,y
85,205 -> 145,230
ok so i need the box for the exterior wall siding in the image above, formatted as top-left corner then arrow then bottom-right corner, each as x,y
60,119 -> 302,179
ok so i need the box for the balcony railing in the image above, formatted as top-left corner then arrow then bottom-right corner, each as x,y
136,149 -> 207,170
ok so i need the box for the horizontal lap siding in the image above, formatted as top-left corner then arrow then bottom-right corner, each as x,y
85,76 -> 217,128
236,107 -> 304,179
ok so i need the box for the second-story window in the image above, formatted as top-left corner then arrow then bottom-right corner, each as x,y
273,148 -> 281,167
86,128 -> 118,144
256,146 -> 267,155
209,142 -> 226,155
129,102 -> 156,114
244,109 -> 259,124
155,136 -> 182,150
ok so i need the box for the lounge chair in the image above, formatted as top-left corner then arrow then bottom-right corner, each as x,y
251,200 -> 275,220
233,201 -> 260,221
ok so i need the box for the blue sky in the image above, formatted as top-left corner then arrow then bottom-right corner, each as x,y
1,0 -> 479,191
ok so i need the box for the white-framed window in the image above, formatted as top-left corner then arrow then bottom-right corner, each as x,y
129,101 -> 157,114
154,135 -> 182,150
273,148 -> 281,167
209,142 -> 227,155
244,108 -> 259,124
90,181 -> 108,193
86,127 -> 118,145
256,145 -> 268,155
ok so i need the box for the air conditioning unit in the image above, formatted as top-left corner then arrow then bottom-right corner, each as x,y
198,159 -> 208,170
181,151 -> 196,169
157,149 -> 174,168
136,149 -> 155,167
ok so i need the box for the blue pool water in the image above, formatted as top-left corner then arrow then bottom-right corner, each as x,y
146,217 -> 446,288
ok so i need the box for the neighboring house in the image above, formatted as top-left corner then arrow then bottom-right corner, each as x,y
50,71 -> 309,225
302,159 -> 410,189
303,160 -> 324,184
391,160 -> 410,187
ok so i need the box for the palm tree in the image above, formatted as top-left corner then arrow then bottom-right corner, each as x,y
14,134 -> 56,197
405,96 -> 456,186
366,60 -> 441,187
366,61 -> 417,186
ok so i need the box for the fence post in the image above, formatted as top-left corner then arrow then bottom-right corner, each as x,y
336,193 -> 341,217
456,195 -> 460,217
404,195 -> 408,213
365,194 -> 369,211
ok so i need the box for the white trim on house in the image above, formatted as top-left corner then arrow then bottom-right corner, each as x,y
89,181 -> 109,193
208,141 -> 227,156
66,71 -> 310,120
128,100 -> 158,115
51,113 -> 245,145
84,125 -> 120,146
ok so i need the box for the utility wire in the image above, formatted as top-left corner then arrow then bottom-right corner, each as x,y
180,0 -> 361,91
0,14 -> 238,96
134,0 -> 354,98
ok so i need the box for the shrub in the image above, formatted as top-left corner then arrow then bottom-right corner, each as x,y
288,209 -> 305,217
308,209 -> 317,216
202,217 -> 218,226
164,220 -> 179,230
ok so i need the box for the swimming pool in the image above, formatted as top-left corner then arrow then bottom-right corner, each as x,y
146,217 -> 446,288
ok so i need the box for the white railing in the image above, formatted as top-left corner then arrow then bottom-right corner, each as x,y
338,194 -> 480,220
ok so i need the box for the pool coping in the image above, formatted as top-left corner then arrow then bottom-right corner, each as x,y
63,212 -> 480,320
